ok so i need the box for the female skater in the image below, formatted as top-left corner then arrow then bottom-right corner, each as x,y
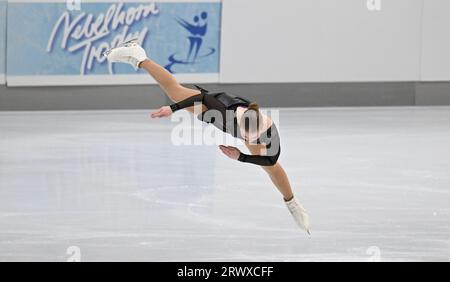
104,40 -> 310,234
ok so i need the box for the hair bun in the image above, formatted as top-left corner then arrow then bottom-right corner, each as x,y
247,102 -> 260,112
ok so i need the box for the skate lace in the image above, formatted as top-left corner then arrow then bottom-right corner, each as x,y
288,202 -> 305,215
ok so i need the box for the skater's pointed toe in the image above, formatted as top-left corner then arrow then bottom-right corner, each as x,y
102,49 -> 112,58
103,39 -> 148,69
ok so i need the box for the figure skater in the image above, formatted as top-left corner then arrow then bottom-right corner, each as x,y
104,40 -> 311,234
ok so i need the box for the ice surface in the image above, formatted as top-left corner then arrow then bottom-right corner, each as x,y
0,107 -> 449,261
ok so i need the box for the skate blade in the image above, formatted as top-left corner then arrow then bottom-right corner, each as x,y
102,49 -> 113,58
102,38 -> 139,58
120,38 -> 139,48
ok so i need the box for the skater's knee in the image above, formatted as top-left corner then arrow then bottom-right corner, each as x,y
163,85 -> 185,102
266,157 -> 278,167
169,86 -> 202,103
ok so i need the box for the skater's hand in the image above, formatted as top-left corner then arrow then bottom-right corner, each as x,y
151,106 -> 173,118
219,145 -> 241,160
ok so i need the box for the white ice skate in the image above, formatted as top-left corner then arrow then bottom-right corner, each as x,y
103,39 -> 148,70
285,197 -> 311,235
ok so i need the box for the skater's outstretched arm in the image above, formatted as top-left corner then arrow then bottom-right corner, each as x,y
151,92 -> 206,118
236,146 -> 280,166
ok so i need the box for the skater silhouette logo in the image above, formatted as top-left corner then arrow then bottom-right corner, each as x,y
165,11 -> 216,73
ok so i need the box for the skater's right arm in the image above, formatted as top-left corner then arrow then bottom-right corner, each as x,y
151,92 -> 205,118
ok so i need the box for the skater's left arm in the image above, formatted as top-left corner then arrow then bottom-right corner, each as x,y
239,142 -> 280,166
219,143 -> 280,167
238,124 -> 281,166
220,125 -> 281,167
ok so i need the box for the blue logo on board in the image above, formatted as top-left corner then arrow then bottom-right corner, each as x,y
165,11 -> 216,73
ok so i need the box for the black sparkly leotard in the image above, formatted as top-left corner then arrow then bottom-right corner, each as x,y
170,86 -> 281,166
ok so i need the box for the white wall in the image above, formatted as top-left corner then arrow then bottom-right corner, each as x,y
421,0 -> 450,81
220,0 -> 425,83
220,0 -> 323,83
320,0 -> 422,82
0,0 -> 6,84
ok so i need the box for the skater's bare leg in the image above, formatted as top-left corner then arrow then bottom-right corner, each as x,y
263,163 -> 294,201
245,143 -> 294,201
139,59 -> 205,113
245,143 -> 310,233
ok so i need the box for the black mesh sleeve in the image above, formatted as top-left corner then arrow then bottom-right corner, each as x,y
237,145 -> 281,166
170,93 -> 204,112
237,124 -> 281,166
